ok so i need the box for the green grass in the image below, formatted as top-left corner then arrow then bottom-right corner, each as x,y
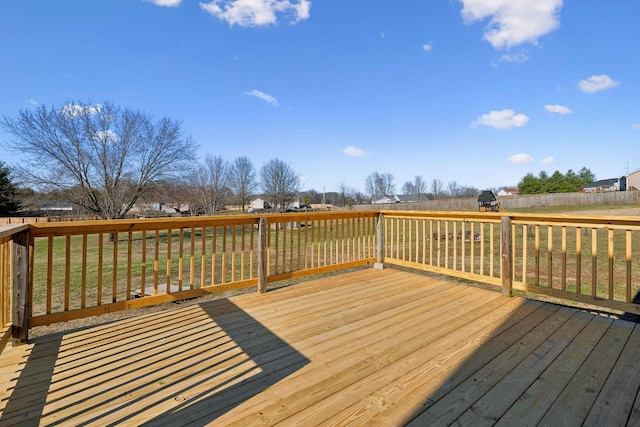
26,207 -> 640,320
30,218 -> 378,317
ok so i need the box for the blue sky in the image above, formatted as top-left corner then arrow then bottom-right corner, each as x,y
1,0 -> 638,194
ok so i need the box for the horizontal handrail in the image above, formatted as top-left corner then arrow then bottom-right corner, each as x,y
381,210 -> 640,316
21,211 -> 377,334
381,211 -> 503,287
3,209 -> 640,347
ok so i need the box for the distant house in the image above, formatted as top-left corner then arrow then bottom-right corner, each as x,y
373,196 -> 394,204
396,195 -> 417,203
40,201 -> 74,214
372,195 -> 416,204
582,178 -> 620,193
128,202 -> 190,216
497,187 -> 519,196
371,194 -> 426,205
624,169 -> 640,191
249,198 -> 272,212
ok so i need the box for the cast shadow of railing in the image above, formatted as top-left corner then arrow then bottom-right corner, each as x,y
398,300 -> 640,426
0,298 -> 309,426
139,299 -> 311,426
0,333 -> 62,426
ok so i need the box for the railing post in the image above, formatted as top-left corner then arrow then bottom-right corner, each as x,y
12,229 -> 29,345
374,213 -> 384,269
501,216 -> 513,297
258,217 -> 267,293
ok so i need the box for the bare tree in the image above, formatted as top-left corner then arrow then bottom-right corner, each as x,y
413,175 -> 427,200
353,191 -> 366,204
0,100 -> 197,220
401,181 -> 415,196
141,179 -> 192,216
447,180 -> 460,198
301,189 -> 322,204
190,154 -> 230,215
365,172 -> 395,200
259,158 -> 300,211
336,181 -> 355,207
458,185 -> 480,198
229,156 -> 258,213
431,178 -> 443,200
401,175 -> 427,201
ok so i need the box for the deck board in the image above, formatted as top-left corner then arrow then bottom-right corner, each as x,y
1,268 -> 639,426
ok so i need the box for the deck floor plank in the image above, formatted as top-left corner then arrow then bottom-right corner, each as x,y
225,290 -> 506,426
539,318 -> 635,426
454,310 -> 595,426
70,278 -> 464,425
495,315 -> 614,426
376,301 -> 561,426
583,323 -> 640,427
0,268 -> 639,426
290,297 -> 538,427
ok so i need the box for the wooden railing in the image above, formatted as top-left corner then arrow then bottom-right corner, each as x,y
508,213 -> 640,314
14,211 -> 377,337
381,211 -> 503,287
3,209 -> 640,347
381,211 -> 640,316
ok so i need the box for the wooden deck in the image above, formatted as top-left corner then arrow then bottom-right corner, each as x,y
1,268 -> 640,426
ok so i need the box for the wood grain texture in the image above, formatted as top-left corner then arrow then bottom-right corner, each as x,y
1,268 -> 638,426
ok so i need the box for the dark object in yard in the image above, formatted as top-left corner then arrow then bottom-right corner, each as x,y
478,190 -> 501,212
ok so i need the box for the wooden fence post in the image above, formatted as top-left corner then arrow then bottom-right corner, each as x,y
12,229 -> 29,344
501,216 -> 513,297
258,217 -> 267,293
374,213 -> 384,269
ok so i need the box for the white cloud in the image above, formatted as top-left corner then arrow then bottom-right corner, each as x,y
93,130 -> 120,144
200,0 -> 311,27
500,51 -> 528,63
472,109 -> 529,130
62,103 -> 102,118
632,124 -> 640,130
343,146 -> 367,158
246,89 -> 279,106
579,74 -> 620,93
507,153 -> 534,164
544,104 -> 573,115
27,98 -> 38,105
422,43 -> 432,52
144,0 -> 182,6
460,0 -> 563,49
541,156 -> 555,165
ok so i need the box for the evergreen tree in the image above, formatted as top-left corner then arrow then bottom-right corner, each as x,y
517,167 -> 597,194
0,161 -> 20,215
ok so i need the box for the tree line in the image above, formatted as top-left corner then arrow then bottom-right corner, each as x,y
517,168 -> 596,194
0,100 -> 600,218
0,101 -> 302,218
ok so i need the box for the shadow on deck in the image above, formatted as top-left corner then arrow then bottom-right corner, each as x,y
0,300 -> 309,426
1,268 -> 639,425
